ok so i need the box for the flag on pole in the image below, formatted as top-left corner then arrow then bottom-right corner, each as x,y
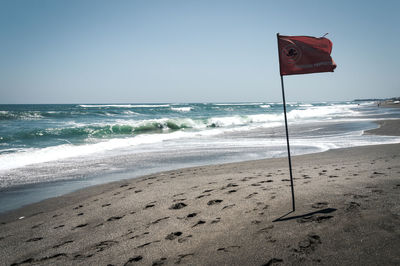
276,33 -> 336,212
278,35 -> 336,76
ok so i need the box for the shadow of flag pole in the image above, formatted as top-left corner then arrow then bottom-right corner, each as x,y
277,33 -> 295,212
276,32 -> 337,213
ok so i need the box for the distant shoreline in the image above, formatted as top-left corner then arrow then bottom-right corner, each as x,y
378,99 -> 400,108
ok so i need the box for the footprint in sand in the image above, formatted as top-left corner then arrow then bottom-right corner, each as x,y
31,223 -> 43,229
353,194 -> 368,199
345,201 -> 361,211
169,202 -> 187,209
124,256 -> 143,265
245,192 -> 258,199
221,183 -> 239,190
173,198 -> 186,202
152,257 -> 167,266
147,217 -> 169,227
130,232 -> 150,240
259,225 -> 274,234
192,220 -> 206,227
107,215 -> 124,222
217,246 -> 240,252
241,176 -> 256,182
262,258 -> 283,265
53,224 -> 64,229
53,240 -> 73,249
72,223 -> 88,230
0,235 -> 9,241
297,215 -> 333,223
93,240 -> 118,253
12,254 -> 67,265
311,202 -> 328,209
211,218 -> 221,224
196,194 -> 210,199
165,232 -> 182,240
293,233 -> 321,254
145,201 -> 157,209
178,235 -> 193,243
136,240 -> 161,249
207,199 -> 223,205
26,237 -> 43,242
175,253 -> 194,264
222,204 -> 235,210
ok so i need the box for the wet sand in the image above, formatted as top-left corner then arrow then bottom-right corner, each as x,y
364,120 -> 400,136
0,120 -> 400,265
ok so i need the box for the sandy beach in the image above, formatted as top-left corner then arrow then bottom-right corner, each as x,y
1,120 -> 399,266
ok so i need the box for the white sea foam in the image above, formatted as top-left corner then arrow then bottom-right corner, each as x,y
207,116 -> 248,127
260,105 -> 271,108
79,104 -> 170,108
89,104 -> 364,132
0,128 -> 225,171
171,107 -> 192,112
123,110 -> 139,115
214,103 -> 263,106
287,104 -> 359,120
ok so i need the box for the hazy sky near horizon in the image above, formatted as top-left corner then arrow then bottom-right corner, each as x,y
1,0 -> 399,104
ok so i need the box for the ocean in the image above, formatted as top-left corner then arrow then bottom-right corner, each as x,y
1,102 -> 400,213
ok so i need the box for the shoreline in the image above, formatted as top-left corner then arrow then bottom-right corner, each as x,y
0,118 -> 397,218
1,120 -> 400,265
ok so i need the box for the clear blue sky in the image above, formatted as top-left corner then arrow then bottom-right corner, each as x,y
0,0 -> 399,104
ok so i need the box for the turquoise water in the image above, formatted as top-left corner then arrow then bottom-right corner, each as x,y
1,102 -> 400,213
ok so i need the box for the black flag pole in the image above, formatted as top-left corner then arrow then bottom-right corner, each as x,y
277,33 -> 295,212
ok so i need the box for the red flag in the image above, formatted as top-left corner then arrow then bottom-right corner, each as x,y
277,34 -> 336,76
